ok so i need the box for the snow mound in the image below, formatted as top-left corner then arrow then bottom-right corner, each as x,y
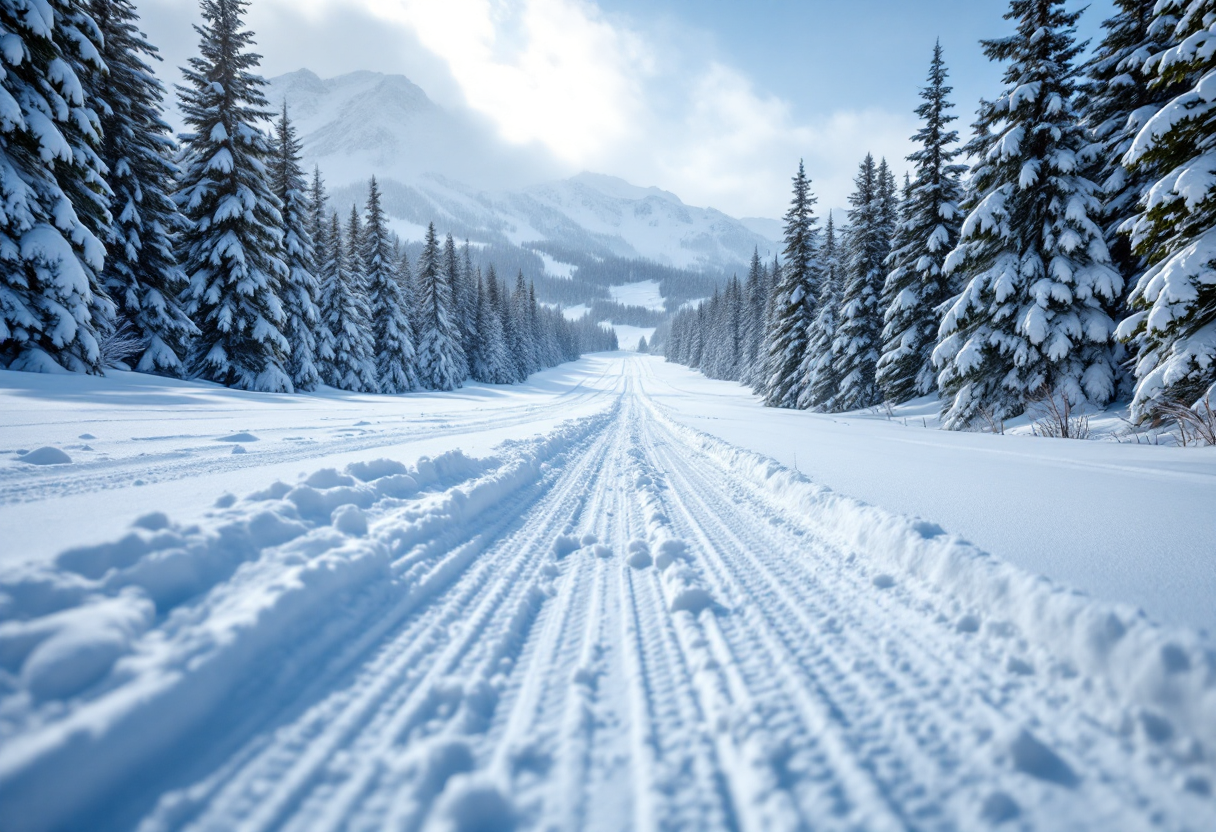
431,774 -> 516,832
552,535 -> 580,558
626,539 -> 652,569
19,447 -> 72,465
217,432 -> 258,443
629,449 -> 712,613
346,458 -> 409,481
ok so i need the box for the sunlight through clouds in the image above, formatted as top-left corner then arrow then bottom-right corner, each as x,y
331,0 -> 651,162
234,0 -> 917,217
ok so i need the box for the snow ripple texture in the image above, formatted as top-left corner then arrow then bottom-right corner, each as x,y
0,370 -> 1213,832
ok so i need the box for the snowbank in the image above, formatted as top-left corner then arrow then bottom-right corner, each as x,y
647,404 -> 1216,755
0,409 -> 613,832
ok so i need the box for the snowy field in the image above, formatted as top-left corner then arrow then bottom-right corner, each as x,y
608,280 -> 666,311
608,323 -> 657,351
536,252 -> 576,280
1,354 -> 1213,832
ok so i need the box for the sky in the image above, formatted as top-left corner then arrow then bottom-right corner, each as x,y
137,0 -> 1116,221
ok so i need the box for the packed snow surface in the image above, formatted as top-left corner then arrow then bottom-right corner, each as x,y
0,355 -> 1213,832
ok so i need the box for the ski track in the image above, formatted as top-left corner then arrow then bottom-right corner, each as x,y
0,361 -> 1213,832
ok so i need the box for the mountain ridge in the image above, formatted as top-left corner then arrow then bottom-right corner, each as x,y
265,69 -> 780,276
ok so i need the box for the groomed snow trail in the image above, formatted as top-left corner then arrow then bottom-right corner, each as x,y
1,359 -> 1213,832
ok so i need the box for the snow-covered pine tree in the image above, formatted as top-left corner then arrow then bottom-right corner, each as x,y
416,223 -> 466,390
876,42 -> 966,403
509,270 -> 536,379
399,244 -> 422,343
0,0 -> 113,373
530,282 -> 559,369
833,154 -> 890,411
320,211 -> 377,392
935,0 -> 1122,429
740,249 -> 767,387
498,271 -> 523,382
755,255 -> 782,394
802,213 -> 845,410
471,267 -> 510,383
458,241 -> 478,360
1117,0 -> 1216,419
363,177 -> 417,393
721,277 -> 744,379
763,160 -> 820,407
1080,0 -> 1181,295
307,166 -> 336,377
57,0 -> 112,284
440,233 -> 470,382
92,0 -> 195,375
177,0 -> 292,392
269,104 -> 322,391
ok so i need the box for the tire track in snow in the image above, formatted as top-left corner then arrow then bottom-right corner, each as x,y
3,360 -> 1214,832
636,389 -> 1213,832
146,414 -> 621,832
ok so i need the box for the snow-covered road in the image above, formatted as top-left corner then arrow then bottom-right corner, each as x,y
1,356 -> 1213,831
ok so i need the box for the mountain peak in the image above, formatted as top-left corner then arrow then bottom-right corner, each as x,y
570,172 -> 684,206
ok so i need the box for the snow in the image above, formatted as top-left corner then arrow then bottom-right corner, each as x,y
639,359 -> 1216,634
535,251 -> 575,279
559,304 -> 589,320
17,447 -> 73,466
0,354 -> 1213,831
606,324 -> 656,351
261,71 -> 776,274
608,279 -> 665,311
386,217 -> 430,243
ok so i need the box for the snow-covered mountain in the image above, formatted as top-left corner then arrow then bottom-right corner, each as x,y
265,70 -> 779,274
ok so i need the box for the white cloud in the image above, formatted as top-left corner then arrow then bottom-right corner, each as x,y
330,0 -> 652,163
141,0 -> 920,219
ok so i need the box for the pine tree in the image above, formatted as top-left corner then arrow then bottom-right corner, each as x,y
177,0 -> 292,392
320,212 -> 377,392
458,241 -> 477,360
416,223 -> 466,390
802,214 -> 845,410
269,104 -> 322,391
876,42 -> 966,403
92,0 -> 195,375
509,269 -> 536,380
1117,0 -> 1216,418
763,160 -> 820,407
935,0 -> 1122,429
363,176 -> 417,393
755,255 -> 783,394
307,167 -> 336,377
441,233 -> 470,381
499,271 -> 523,382
740,249 -> 767,387
470,267 -> 510,383
0,0 -> 113,373
1080,0 -> 1181,295
834,154 -> 890,411
398,244 -> 422,342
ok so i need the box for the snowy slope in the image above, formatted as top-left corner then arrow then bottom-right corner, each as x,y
1,356 -> 1213,832
608,280 -> 666,311
264,70 -> 779,273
